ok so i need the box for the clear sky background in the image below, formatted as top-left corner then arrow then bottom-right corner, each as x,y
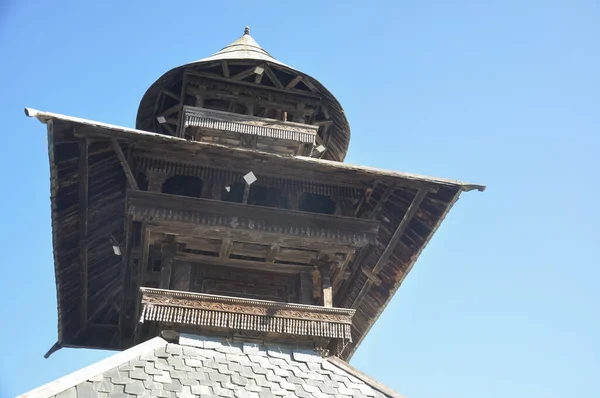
1,1 -> 599,397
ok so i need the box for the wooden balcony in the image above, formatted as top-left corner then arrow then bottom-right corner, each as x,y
138,288 -> 355,341
182,106 -> 319,155
127,190 -> 379,249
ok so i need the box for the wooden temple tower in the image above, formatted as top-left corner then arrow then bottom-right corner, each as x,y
22,27 -> 484,398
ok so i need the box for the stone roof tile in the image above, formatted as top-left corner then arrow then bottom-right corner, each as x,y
19,334 -> 403,398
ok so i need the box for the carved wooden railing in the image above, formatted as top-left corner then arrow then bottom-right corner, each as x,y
183,106 -> 318,144
139,288 -> 355,341
127,190 -> 379,247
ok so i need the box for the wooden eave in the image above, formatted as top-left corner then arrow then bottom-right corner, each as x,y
27,108 -> 485,359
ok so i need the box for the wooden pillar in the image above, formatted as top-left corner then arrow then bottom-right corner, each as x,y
210,179 -> 222,200
159,240 -> 177,289
148,170 -> 169,192
320,264 -> 333,308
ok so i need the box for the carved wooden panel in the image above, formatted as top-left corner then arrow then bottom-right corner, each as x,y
190,264 -> 299,303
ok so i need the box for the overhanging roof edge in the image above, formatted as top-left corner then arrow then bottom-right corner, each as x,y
24,108 -> 486,192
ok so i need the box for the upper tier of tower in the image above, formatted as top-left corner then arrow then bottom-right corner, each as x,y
136,27 -> 350,161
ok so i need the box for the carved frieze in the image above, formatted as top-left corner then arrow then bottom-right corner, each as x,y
139,288 -> 354,341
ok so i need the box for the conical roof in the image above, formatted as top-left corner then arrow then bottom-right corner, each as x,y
195,26 -> 288,67
136,28 -> 351,161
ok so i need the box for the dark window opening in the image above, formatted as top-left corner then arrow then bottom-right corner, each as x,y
136,171 -> 149,191
248,185 -> 288,208
221,182 -> 245,203
162,175 -> 203,198
230,103 -> 247,114
299,193 -> 336,215
204,99 -> 230,112
265,109 -> 279,120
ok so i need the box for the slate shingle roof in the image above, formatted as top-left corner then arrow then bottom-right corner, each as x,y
20,334 -> 402,398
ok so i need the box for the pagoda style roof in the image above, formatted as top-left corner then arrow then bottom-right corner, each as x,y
136,28 -> 352,162
26,108 -> 484,360
19,333 -> 403,398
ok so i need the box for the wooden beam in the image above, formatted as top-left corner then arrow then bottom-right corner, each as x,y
313,119 -> 334,126
79,138 -> 89,326
286,75 -> 303,89
266,243 -> 280,263
161,90 -> 180,101
231,65 -> 264,81
303,78 -> 317,92
221,60 -> 230,78
361,267 -> 382,286
158,103 -> 180,117
176,73 -> 189,137
175,252 -> 312,274
219,237 -> 233,260
264,65 -> 283,89
188,71 -> 322,100
351,188 -> 428,309
118,214 -> 132,339
160,122 -> 176,136
367,183 -> 397,219
112,140 -> 139,190
242,183 -> 250,204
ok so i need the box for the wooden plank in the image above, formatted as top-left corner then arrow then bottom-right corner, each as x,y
79,138 -> 89,326
351,188 -> 428,309
264,65 -> 283,89
286,75 -> 303,89
219,237 -> 233,259
112,140 -> 139,190
175,252 -> 312,274
221,60 -> 230,78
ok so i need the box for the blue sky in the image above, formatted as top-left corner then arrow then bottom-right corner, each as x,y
1,0 -> 599,397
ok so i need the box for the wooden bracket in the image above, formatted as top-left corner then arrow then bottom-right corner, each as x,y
112,140 -> 139,190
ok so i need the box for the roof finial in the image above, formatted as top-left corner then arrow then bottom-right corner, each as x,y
244,26 -> 250,35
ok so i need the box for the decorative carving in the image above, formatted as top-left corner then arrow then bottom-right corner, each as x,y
139,288 -> 354,341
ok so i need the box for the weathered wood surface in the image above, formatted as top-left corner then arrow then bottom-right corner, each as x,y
30,111 -> 481,359
127,189 -> 380,246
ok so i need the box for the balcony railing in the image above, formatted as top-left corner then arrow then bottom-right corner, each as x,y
183,106 -> 318,144
139,288 -> 355,341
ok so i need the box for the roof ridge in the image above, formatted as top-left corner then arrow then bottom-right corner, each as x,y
17,337 -> 167,398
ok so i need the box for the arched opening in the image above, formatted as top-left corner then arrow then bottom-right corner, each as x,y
299,193 -> 336,215
221,182 -> 245,203
162,175 -> 203,198
248,185 -> 288,208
